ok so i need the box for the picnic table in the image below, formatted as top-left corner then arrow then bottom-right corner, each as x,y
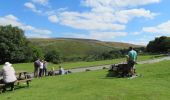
0,71 -> 32,93
15,71 -> 32,87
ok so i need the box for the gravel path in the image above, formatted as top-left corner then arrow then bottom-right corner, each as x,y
67,56 -> 170,73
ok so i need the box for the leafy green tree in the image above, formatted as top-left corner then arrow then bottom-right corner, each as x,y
0,25 -> 42,64
44,50 -> 62,64
147,36 -> 170,53
26,43 -> 44,61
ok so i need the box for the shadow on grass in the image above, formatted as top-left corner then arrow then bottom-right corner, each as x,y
14,85 -> 29,90
1,85 -> 29,94
103,70 -> 140,79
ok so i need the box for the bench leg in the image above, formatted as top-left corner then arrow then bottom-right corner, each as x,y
2,86 -> 6,93
10,83 -> 14,91
26,81 -> 29,87
0,88 -> 4,93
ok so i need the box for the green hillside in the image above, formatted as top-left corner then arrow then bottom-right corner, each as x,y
29,38 -> 142,59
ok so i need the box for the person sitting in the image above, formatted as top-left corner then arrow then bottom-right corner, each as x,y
59,66 -> 65,75
48,67 -> 55,76
1,62 -> 17,92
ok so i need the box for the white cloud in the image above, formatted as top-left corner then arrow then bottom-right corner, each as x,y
58,8 -> 156,31
48,15 -> 59,23
0,14 -> 52,37
24,2 -> 42,13
132,31 -> 141,35
115,8 -> 157,23
5,15 -> 18,20
23,0 -> 160,40
59,12 -> 125,31
24,2 -> 35,9
82,0 -> 160,8
0,14 -> 22,26
125,40 -> 148,46
56,0 -> 158,31
142,20 -> 170,34
32,0 -> 49,6
26,33 -> 51,38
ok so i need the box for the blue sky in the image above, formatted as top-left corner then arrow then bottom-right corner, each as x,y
0,0 -> 170,45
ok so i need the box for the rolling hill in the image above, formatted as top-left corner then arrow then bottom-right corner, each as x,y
29,38 -> 142,59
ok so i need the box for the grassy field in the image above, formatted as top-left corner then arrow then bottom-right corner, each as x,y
1,60 -> 170,100
0,54 -> 166,72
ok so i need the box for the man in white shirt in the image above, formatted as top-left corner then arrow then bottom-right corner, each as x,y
59,66 -> 65,75
39,60 -> 44,77
1,62 -> 17,92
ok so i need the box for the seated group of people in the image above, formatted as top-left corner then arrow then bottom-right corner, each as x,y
48,66 -> 66,76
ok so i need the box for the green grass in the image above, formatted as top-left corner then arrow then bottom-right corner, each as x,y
30,38 -> 141,58
1,60 -> 170,100
0,54 -> 166,72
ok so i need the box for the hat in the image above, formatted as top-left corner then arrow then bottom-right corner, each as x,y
5,62 -> 12,66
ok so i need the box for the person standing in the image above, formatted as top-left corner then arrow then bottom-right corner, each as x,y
39,60 -> 44,77
34,59 -> 40,78
1,62 -> 17,92
128,47 -> 137,75
43,61 -> 48,76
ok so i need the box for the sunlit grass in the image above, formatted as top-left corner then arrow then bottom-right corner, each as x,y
1,60 -> 170,100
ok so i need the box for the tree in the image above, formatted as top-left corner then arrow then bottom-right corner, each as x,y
146,36 -> 170,53
26,44 -> 44,61
0,25 -> 41,64
44,50 -> 62,64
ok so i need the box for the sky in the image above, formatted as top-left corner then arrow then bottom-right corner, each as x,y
0,0 -> 170,45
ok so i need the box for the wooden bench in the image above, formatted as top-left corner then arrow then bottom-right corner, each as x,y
0,78 -> 32,93
15,78 -> 32,87
15,71 -> 32,87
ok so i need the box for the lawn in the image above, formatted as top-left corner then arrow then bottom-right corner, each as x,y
0,60 -> 170,100
0,54 -> 166,72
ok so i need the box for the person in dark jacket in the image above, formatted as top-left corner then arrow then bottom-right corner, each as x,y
34,59 -> 40,78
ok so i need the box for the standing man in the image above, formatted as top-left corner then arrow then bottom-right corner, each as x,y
34,59 -> 40,78
128,47 -> 137,75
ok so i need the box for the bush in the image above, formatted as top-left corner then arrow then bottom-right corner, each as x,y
44,50 -> 62,64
